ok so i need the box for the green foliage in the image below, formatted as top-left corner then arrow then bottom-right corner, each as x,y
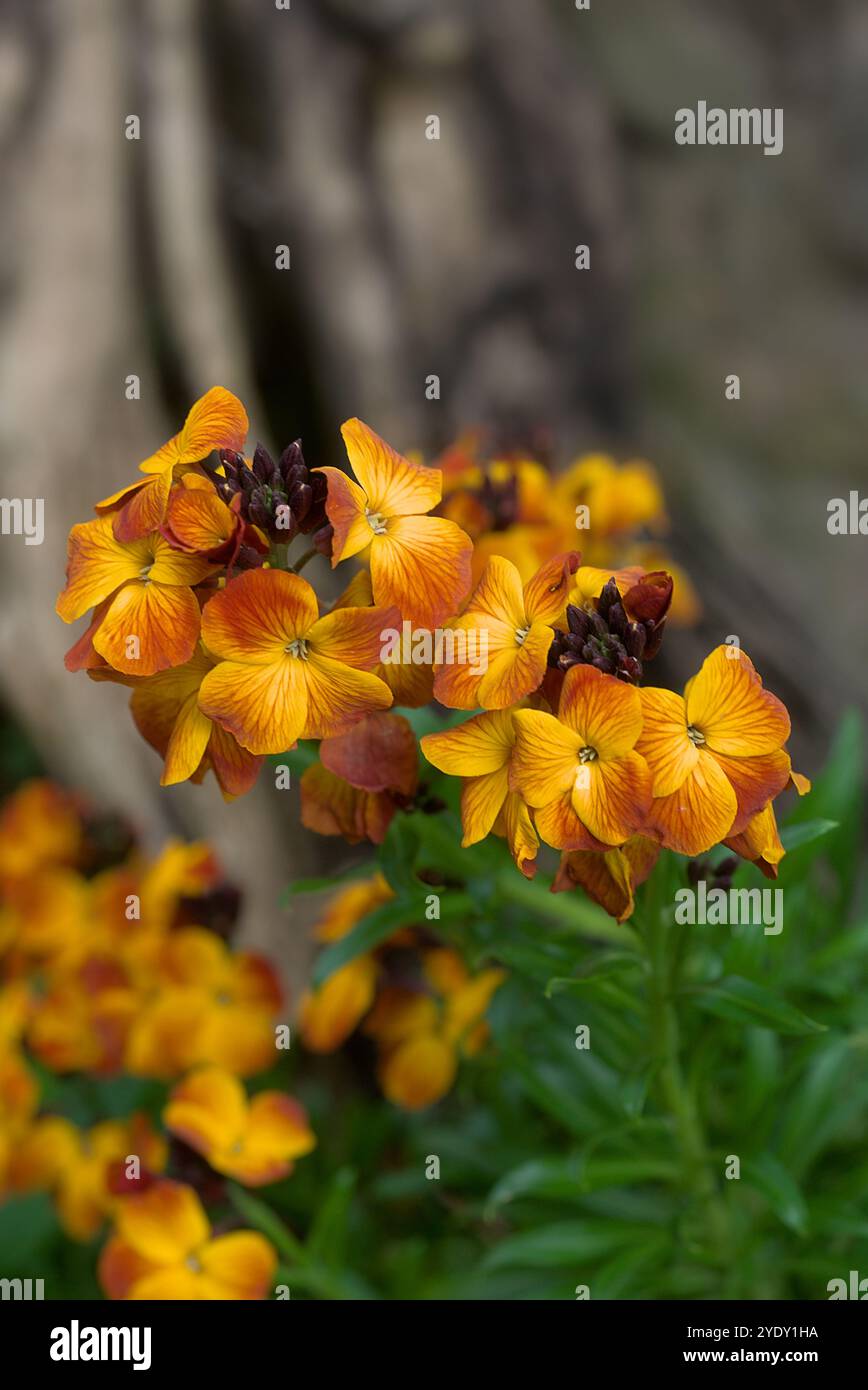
277,710 -> 867,1299
2,714 -> 865,1300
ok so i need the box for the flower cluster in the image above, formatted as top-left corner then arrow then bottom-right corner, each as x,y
58,390 -> 807,920
298,874 -> 505,1110
0,780 -> 312,1296
0,777 -> 504,1296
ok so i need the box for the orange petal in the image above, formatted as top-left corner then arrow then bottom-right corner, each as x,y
198,1231 -> 277,1299
163,693 -> 213,786
245,1092 -> 316,1164
421,707 -> 515,778
320,712 -> 418,796
207,724 -> 263,799
113,472 -> 174,541
431,614 -> 512,710
636,687 -> 697,796
724,802 -> 785,879
193,1004 -> 277,1077
94,581 -> 202,676
317,466 -> 374,564
709,747 -> 792,835
377,652 -> 435,708
571,750 -> 652,847
164,1067 -> 248,1155
64,599 -> 113,671
164,484 -> 236,553
553,836 -> 660,921
572,564 -> 645,604
201,568 -> 319,663
299,957 -> 378,1052
558,664 -> 643,758
340,417 -> 441,515
685,646 -> 790,755
127,1266 -> 217,1300
115,1179 -> 210,1264
464,555 -> 526,628
95,476 -> 151,514
172,387 -> 249,467
533,789 -> 609,852
98,1235 -> 160,1301
300,763 -> 395,845
56,516 -> 148,623
646,751 -> 738,856
299,655 -> 393,740
198,657 -> 307,756
523,551 -> 581,625
307,603 -> 400,669
476,621 -> 552,709
129,649 -> 212,757
510,708 -> 580,806
460,766 -> 510,844
370,515 -> 472,629
378,1033 -> 457,1111
496,789 -> 539,878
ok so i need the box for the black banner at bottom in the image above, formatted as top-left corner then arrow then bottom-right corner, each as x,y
0,1298 -> 864,1374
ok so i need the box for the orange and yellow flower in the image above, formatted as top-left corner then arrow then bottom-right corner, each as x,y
432,552 -> 579,710
367,948 -> 506,1111
421,707 -> 538,877
96,387 -> 248,542
99,1180 -> 276,1300
552,836 -> 660,921
57,518 -> 216,676
10,1113 -> 166,1241
164,1067 -> 315,1185
318,418 -> 473,628
93,646 -> 263,799
197,567 -> 397,755
511,665 -> 652,850
298,875 -> 394,1052
636,646 -> 793,857
125,927 -> 282,1079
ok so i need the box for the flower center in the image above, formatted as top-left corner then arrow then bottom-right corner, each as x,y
578,745 -> 598,764
515,626 -> 530,646
186,1255 -> 202,1273
285,637 -> 309,660
687,724 -> 706,746
366,510 -> 388,535
139,564 -> 153,581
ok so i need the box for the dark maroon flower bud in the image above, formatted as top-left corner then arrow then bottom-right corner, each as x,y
251,443 -> 276,484
607,600 -> 627,638
624,622 -> 647,660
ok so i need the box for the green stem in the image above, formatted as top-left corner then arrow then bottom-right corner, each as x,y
292,546 -> 318,574
645,910 -> 732,1268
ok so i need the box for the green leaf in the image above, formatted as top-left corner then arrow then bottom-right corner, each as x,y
483,1219 -> 658,1271
779,819 -> 838,852
281,863 -> 370,901
742,1154 -> 809,1234
378,815 -> 420,895
690,976 -> 827,1036
227,1184 -> 306,1262
311,900 -> 417,986
486,1154 -> 676,1212
306,1167 -> 355,1268
545,955 -> 644,1012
